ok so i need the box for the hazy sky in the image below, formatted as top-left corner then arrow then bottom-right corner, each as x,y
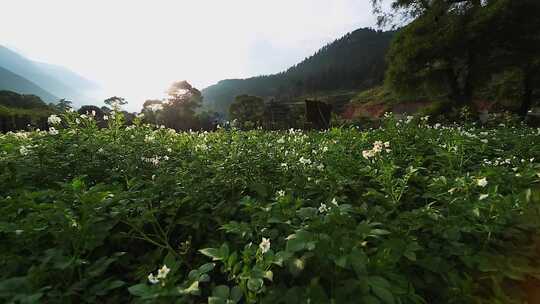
1,0 -> 381,110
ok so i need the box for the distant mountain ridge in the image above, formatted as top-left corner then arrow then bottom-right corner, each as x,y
0,45 -> 99,106
0,66 -> 58,102
202,28 -> 395,115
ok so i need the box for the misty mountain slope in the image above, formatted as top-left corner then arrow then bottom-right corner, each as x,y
202,28 -> 395,115
0,66 -> 58,102
0,45 -> 98,105
35,61 -> 99,92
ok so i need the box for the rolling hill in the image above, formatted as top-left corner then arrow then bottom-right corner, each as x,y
0,66 -> 58,102
202,28 -> 395,115
0,45 -> 99,106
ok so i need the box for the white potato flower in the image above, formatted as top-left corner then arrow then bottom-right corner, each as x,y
259,237 -> 271,254
49,127 -> 59,135
48,114 -> 61,125
319,203 -> 330,213
362,150 -> 375,159
299,157 -> 312,165
19,146 -> 29,156
148,273 -> 159,284
157,265 -> 170,279
476,177 -> 488,187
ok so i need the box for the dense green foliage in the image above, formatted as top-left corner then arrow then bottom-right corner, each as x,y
0,90 -> 55,132
140,82 -> 221,131
229,95 -> 265,129
377,0 -> 540,115
2,112 -> 540,303
202,28 -> 394,115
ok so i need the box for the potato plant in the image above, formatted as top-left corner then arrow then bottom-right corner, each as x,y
1,112 -> 540,303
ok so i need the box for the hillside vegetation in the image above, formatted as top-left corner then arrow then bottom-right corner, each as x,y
0,90 -> 55,132
202,29 -> 394,115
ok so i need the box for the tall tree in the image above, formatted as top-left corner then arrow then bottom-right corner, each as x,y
371,0 -> 486,28
384,3 -> 485,106
161,81 -> 202,130
104,96 -> 127,110
375,0 -> 540,114
476,0 -> 540,117
141,99 -> 164,125
56,98 -> 73,112
229,95 -> 265,129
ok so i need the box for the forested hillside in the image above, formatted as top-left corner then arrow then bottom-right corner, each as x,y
0,90 -> 55,131
202,28 -> 394,115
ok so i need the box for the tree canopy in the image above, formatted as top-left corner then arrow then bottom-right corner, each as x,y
229,95 -> 265,129
375,0 -> 540,115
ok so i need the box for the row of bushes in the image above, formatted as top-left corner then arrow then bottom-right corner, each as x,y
0,105 -> 53,132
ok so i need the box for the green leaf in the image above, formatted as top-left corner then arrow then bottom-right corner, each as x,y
71,177 -> 85,191
286,237 -> 306,252
296,207 -> 318,219
179,281 -> 200,295
230,286 -> 243,302
247,278 -> 264,292
361,295 -> 382,304
371,285 -> 394,304
272,251 -> 292,266
212,285 -> 230,298
335,255 -> 348,268
200,248 -> 221,260
109,279 -> 126,289
208,297 -> 226,304
368,277 -> 394,304
403,250 -> 416,261
368,276 -> 391,289
200,245 -> 228,261
128,283 -> 155,298
370,229 -> 391,237
349,248 -> 367,275
286,230 -> 315,253
198,263 -> 216,273
86,256 -> 117,277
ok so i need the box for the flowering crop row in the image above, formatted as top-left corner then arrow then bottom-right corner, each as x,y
1,112 -> 540,303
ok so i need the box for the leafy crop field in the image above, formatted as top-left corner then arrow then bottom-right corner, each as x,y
2,112 -> 540,303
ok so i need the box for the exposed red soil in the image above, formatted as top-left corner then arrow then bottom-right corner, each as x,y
342,100 -> 433,120
342,103 -> 388,119
341,99 -> 498,120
